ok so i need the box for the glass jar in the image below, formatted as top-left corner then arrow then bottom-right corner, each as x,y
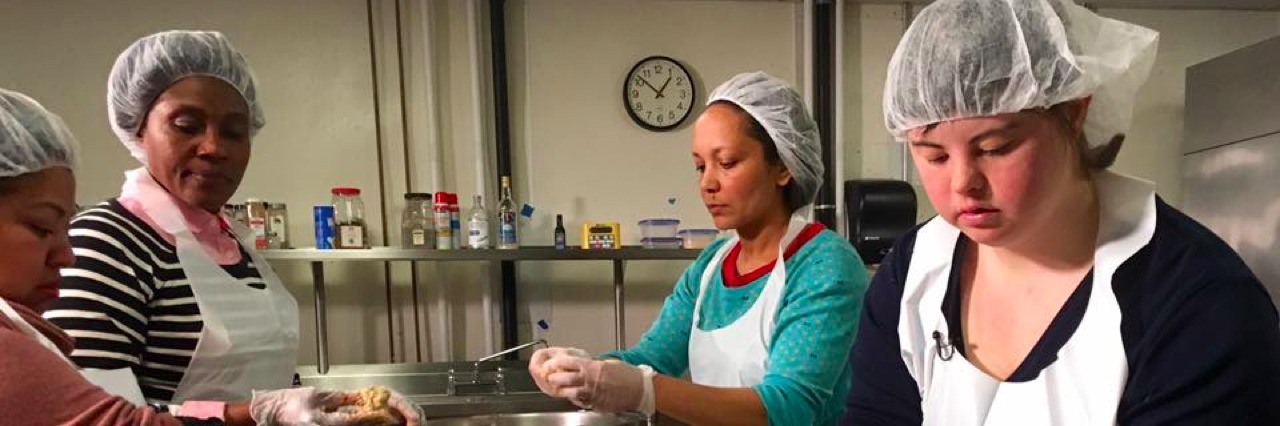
244,199 -> 270,250
331,187 -> 368,249
267,203 -> 289,249
401,193 -> 434,248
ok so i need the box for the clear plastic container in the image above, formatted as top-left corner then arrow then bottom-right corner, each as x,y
638,218 -> 680,239
642,237 -> 684,249
331,187 -> 368,249
677,229 -> 720,249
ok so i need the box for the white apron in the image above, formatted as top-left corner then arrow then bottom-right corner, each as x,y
124,169 -> 299,402
688,216 -> 808,386
898,171 -> 1157,426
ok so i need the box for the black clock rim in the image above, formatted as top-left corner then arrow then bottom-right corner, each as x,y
623,55 -> 696,132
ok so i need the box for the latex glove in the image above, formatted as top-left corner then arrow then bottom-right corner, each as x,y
544,357 -> 656,415
248,387 -> 352,425
339,388 -> 424,426
529,347 -> 590,395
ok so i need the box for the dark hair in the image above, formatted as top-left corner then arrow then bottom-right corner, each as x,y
1043,102 -> 1123,170
709,101 -> 801,211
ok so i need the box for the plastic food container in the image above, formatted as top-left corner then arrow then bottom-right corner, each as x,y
641,237 -> 684,249
638,218 -> 681,239
677,229 -> 720,249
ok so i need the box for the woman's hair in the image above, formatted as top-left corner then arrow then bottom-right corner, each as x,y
712,101 -> 800,212
1042,101 -> 1123,171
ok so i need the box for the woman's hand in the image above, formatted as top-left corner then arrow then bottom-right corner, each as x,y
542,357 -> 656,415
529,347 -> 590,395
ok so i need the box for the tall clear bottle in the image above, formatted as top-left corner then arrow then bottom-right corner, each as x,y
497,176 -> 519,249
468,194 -> 491,249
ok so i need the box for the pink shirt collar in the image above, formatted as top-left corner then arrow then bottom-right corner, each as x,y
118,169 -> 243,265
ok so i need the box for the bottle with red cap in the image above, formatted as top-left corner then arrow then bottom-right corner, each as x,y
433,192 -> 453,250
331,187 -> 368,249
448,193 -> 462,249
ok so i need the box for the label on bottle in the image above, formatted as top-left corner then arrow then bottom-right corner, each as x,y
469,219 -> 490,249
500,223 -> 516,246
435,212 -> 453,250
339,225 -> 364,248
250,218 -> 267,249
269,215 -> 286,242
412,229 -> 426,246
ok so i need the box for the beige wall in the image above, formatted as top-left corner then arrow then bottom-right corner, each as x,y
3,0 -> 1277,367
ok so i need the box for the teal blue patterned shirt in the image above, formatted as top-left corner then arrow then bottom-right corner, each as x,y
606,228 -> 868,425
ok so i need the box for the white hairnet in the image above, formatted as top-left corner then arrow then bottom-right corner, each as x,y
107,30 -> 264,163
707,72 -> 823,211
0,89 -> 77,178
884,0 -> 1158,149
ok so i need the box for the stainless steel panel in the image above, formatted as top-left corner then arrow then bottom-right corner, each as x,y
1182,132 -> 1280,304
425,412 -> 645,426
1184,36 -> 1280,154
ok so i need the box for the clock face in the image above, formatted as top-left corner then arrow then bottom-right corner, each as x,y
624,56 -> 695,131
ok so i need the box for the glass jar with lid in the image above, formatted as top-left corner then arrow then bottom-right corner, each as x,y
401,192 -> 434,248
331,187 -> 368,249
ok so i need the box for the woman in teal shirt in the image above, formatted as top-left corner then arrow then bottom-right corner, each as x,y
529,72 -> 868,425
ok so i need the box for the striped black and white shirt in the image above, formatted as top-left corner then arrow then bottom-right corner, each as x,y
44,199 -> 268,404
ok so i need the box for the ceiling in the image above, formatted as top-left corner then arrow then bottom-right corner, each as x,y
856,0 -> 1280,11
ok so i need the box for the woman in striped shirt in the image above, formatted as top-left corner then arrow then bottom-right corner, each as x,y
0,88 -> 418,425
42,31 -> 414,423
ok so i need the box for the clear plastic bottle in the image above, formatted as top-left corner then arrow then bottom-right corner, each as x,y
468,194 -> 491,249
497,176 -> 518,249
401,193 -> 434,248
331,187 -> 369,249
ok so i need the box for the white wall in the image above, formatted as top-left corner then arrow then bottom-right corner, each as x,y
851,4 -> 1279,217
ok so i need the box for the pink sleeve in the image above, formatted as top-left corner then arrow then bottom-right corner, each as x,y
0,326 -> 183,426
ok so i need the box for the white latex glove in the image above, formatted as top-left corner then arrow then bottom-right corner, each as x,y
543,357 -> 656,415
249,387 -> 424,426
248,387 -> 352,425
528,347 -> 590,395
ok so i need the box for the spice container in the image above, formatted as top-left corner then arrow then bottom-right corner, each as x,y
245,199 -> 270,250
267,203 -> 289,249
433,192 -> 453,250
331,187 -> 369,249
401,193 -> 434,248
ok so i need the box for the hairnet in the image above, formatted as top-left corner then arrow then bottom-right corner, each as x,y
0,88 -> 77,178
884,0 -> 1158,149
107,30 -> 264,163
707,72 -> 823,211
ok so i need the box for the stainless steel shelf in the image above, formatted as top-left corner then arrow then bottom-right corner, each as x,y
267,245 -> 703,374
262,246 -> 701,262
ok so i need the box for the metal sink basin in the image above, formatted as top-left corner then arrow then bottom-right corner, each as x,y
424,412 -> 646,426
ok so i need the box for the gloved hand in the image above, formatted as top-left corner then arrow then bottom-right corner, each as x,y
528,347 -> 590,396
248,387 -> 351,425
248,386 -> 425,426
543,357 -> 656,415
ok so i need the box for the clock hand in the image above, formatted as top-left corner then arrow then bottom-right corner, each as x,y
639,78 -> 662,95
656,76 -> 673,99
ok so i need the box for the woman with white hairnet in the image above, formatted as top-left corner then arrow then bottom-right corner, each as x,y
842,1 -> 1280,424
0,88 -> 416,425
40,31 -> 420,424
529,72 -> 868,425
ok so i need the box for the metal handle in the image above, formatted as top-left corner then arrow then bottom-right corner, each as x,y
476,338 -> 548,365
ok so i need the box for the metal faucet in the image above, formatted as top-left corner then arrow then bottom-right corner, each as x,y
474,338 -> 547,376
447,339 -> 548,396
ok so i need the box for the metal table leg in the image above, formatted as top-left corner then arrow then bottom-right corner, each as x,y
384,262 -> 395,362
410,262 -> 423,362
613,260 -> 625,351
312,261 -> 330,374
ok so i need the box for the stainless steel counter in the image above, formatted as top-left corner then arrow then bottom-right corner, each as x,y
269,247 -> 701,373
